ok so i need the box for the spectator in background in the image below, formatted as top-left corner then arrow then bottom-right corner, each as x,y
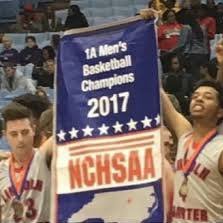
44,6 -> 63,32
65,5 -> 89,30
0,36 -> 19,64
9,15 -> 28,33
44,6 -> 56,31
42,46 -> 55,63
198,4 -> 216,41
32,59 -> 55,89
172,10 -> 209,81
1,62 -> 36,93
21,4 -> 43,32
197,4 -> 216,57
216,3 -> 223,34
20,36 -> 43,66
199,61 -> 218,81
206,0 -> 216,18
163,54 -> 193,114
158,9 -> 182,72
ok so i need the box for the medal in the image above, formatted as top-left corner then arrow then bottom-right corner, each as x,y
12,199 -> 24,220
178,129 -> 217,202
179,177 -> 188,202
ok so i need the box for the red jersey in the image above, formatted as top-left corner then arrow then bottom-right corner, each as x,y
158,22 -> 182,51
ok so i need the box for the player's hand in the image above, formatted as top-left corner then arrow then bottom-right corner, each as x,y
216,39 -> 223,67
139,9 -> 159,20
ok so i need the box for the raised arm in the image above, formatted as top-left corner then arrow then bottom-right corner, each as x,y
161,88 -> 192,139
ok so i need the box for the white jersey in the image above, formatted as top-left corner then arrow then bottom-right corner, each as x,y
172,132 -> 223,223
0,149 -> 51,223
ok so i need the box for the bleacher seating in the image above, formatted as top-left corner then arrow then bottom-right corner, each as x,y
69,0 -> 148,26
55,9 -> 68,25
90,7 -> 113,17
0,0 -> 20,23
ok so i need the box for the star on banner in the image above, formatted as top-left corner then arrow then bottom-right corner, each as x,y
57,130 -> 66,142
69,127 -> 79,139
141,116 -> 152,128
155,114 -> 161,125
127,118 -> 138,131
82,125 -> 94,137
98,123 -> 109,135
112,121 -> 123,133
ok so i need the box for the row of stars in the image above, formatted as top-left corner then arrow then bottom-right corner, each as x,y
57,114 -> 160,141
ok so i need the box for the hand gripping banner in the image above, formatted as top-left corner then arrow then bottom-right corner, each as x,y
53,17 -> 164,223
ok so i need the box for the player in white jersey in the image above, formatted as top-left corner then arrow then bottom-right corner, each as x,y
139,9 -> 223,222
161,78 -> 223,223
0,102 -> 52,223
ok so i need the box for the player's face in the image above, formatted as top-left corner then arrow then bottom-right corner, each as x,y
5,118 -> 35,155
190,86 -> 223,123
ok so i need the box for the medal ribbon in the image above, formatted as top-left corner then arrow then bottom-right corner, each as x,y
182,128 -> 217,178
9,152 -> 35,200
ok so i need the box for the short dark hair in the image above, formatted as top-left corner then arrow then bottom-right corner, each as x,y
25,36 -> 36,43
2,102 -> 33,129
162,9 -> 176,22
200,61 -> 218,79
2,61 -> 16,69
39,108 -> 53,138
42,45 -> 55,60
192,80 -> 223,108
13,94 -> 51,120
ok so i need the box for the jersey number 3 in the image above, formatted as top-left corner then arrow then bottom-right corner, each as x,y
14,198 -> 37,222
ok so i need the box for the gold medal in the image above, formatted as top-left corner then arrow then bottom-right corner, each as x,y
12,199 -> 24,219
179,178 -> 188,202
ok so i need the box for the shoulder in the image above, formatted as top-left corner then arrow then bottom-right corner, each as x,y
178,131 -> 192,145
180,25 -> 191,35
12,48 -> 18,53
219,151 -> 223,175
15,70 -> 24,79
0,157 -> 9,173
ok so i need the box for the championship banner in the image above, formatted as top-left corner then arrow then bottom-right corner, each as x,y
54,17 -> 164,223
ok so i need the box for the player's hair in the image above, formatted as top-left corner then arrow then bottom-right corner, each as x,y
2,102 -> 34,129
192,80 -> 223,108
13,93 -> 51,120
39,108 -> 53,139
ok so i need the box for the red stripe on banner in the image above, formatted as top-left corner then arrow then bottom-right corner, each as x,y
69,135 -> 154,152
69,141 -> 154,156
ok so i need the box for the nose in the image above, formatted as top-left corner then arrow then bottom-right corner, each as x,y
194,94 -> 204,102
17,133 -> 24,143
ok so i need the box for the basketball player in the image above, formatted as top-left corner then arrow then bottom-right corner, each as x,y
161,79 -> 223,222
0,102 -> 52,222
139,9 -> 223,222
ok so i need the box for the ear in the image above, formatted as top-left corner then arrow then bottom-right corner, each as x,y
2,130 -> 6,137
217,108 -> 223,120
31,123 -> 37,134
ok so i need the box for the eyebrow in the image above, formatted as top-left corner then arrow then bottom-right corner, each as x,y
192,91 -> 215,97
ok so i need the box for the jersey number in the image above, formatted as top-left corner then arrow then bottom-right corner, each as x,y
14,198 -> 37,222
